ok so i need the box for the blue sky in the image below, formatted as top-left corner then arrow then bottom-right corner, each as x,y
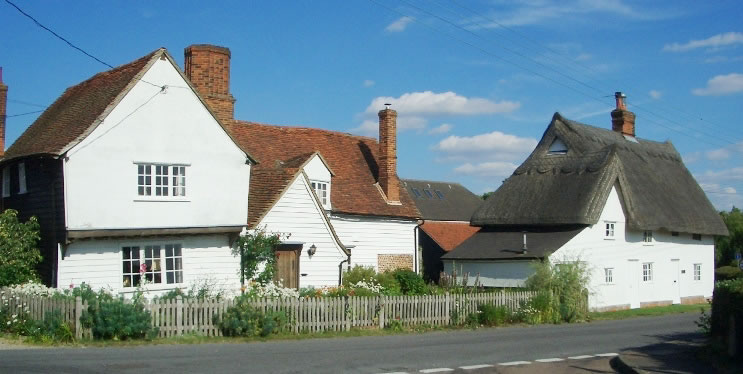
2,0 -> 742,210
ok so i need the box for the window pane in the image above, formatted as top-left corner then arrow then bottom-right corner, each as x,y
167,272 -> 174,284
174,244 -> 182,257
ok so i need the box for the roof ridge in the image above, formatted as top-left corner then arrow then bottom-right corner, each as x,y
60,48 -> 162,94
231,119 -> 378,143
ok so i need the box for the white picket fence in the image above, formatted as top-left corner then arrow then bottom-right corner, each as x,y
2,289 -> 535,338
0,289 -> 92,339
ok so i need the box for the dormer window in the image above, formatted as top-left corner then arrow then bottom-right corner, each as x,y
548,138 -> 568,155
424,189 -> 433,198
435,190 -> 444,199
311,181 -> 329,208
412,188 -> 422,198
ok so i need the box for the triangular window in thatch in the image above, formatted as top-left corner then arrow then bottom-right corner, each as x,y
548,138 -> 568,155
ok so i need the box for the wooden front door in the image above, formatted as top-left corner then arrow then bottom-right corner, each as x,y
274,244 -> 302,289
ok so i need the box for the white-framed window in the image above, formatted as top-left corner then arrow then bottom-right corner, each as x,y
643,230 -> 653,244
605,268 -> 614,284
694,263 -> 701,281
137,163 -> 188,198
311,181 -> 329,207
605,221 -> 615,239
122,244 -> 183,288
1,167 -> 9,197
18,162 -> 27,194
642,262 -> 653,282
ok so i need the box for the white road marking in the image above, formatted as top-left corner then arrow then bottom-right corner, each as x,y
568,355 -> 594,360
535,358 -> 565,363
419,369 -> 453,373
498,361 -> 532,366
595,352 -> 619,357
459,364 -> 494,370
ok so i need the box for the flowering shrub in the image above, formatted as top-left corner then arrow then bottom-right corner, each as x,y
244,281 -> 299,298
215,294 -> 289,337
6,282 -> 61,297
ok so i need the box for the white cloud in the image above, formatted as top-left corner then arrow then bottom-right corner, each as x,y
428,123 -> 452,135
699,183 -> 743,210
682,152 -> 700,164
692,73 -> 743,96
663,32 -> 743,52
704,55 -> 743,64
706,148 -> 731,161
352,91 -> 520,136
649,90 -> 662,99
468,0 -> 667,28
700,167 -> 743,181
364,91 -> 520,117
434,131 -> 537,156
454,162 -> 520,177
363,80 -> 375,87
385,16 -> 413,32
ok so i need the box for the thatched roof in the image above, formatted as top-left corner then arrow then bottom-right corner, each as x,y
471,113 -> 728,236
402,179 -> 483,221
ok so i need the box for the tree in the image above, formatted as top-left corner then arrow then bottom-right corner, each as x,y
715,207 -> 743,268
232,228 -> 285,289
0,209 -> 42,287
481,191 -> 494,200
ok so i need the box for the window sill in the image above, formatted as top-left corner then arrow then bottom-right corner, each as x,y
604,237 -> 616,240
121,283 -> 184,293
642,243 -> 654,246
134,198 -> 190,203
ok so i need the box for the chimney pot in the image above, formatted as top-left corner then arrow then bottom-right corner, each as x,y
378,107 -> 399,203
611,91 -> 635,137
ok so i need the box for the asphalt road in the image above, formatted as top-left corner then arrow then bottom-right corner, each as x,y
0,313 -> 702,374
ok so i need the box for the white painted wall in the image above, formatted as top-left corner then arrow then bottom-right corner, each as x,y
556,186 -> 715,310
64,57 -> 250,230
443,260 -> 533,287
258,174 -> 346,288
330,214 -> 417,271
57,234 -> 240,297
441,185 -> 715,310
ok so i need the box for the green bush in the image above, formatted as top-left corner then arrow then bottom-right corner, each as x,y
0,210 -> 42,287
710,279 -> 743,342
393,269 -> 426,295
215,295 -> 288,337
464,312 -> 480,328
477,304 -> 510,326
376,271 -> 402,296
715,266 -> 743,282
342,265 -> 377,287
80,298 -> 158,340
35,310 -> 74,343
525,255 -> 589,323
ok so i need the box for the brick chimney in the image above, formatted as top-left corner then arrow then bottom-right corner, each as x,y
378,105 -> 400,203
611,91 -> 635,137
0,67 -> 7,157
184,45 -> 235,122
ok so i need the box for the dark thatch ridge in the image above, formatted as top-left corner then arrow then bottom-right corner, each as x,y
471,113 -> 728,236
402,179 -> 483,221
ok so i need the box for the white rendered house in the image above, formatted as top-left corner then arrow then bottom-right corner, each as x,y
443,94 -> 727,311
0,48 -> 254,296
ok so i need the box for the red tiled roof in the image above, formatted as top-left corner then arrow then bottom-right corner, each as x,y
227,121 -> 420,222
420,221 -> 480,252
3,50 -> 160,161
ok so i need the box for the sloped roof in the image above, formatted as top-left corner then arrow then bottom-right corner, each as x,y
442,225 -> 585,261
472,113 -> 728,236
420,221 -> 480,252
403,179 -> 483,221
227,121 -> 420,220
3,50 -> 158,161
2,48 -> 255,164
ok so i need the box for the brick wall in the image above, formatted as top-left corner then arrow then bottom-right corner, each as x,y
377,254 -> 413,273
377,108 -> 399,202
184,45 -> 235,123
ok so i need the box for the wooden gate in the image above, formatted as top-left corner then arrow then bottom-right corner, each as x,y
274,243 -> 302,289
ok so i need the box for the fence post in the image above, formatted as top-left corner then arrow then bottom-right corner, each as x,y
75,296 -> 83,340
445,292 -> 450,325
378,296 -> 385,329
176,296 -> 183,337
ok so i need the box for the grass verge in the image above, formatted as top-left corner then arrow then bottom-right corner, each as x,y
588,303 -> 709,321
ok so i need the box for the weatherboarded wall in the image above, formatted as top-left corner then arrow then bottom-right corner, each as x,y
330,214 -> 417,272
57,234 -> 240,296
257,175 -> 347,288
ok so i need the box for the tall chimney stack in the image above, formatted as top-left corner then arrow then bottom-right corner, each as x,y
611,91 -> 635,137
378,105 -> 400,203
0,67 -> 7,157
184,45 -> 235,123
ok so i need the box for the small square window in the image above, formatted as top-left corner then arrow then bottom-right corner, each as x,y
605,268 -> 614,284
692,234 -> 702,241
643,230 -> 653,243
642,263 -> 653,282
671,232 -> 679,237
311,181 -> 329,207
605,222 -> 615,238
694,264 -> 701,281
